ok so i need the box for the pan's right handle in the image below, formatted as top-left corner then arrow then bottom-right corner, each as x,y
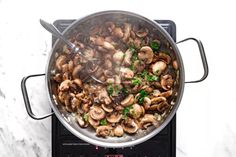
177,38 -> 209,83
21,74 -> 54,120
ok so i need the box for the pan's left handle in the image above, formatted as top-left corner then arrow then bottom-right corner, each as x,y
177,38 -> 209,83
21,74 -> 54,120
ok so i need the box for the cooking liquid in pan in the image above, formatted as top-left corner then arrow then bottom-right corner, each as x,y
52,19 -> 176,157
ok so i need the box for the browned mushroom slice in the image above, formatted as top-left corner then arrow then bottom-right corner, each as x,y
53,73 -> 62,82
112,27 -> 124,38
151,96 -> 166,105
160,90 -> 173,98
98,88 -> 112,105
136,28 -> 149,38
96,126 -> 113,137
122,118 -> 139,134
161,74 -> 174,90
130,104 -> 145,119
139,114 -> 159,129
72,64 -> 83,79
59,80 -> 72,91
70,96 -> 81,111
133,60 -> 145,73
121,94 -> 134,107
88,115 -> 100,128
138,46 -> 154,64
157,52 -> 171,64
120,67 -> 134,79
143,97 -> 151,110
73,78 -> 83,88
114,125 -> 124,137
149,102 -> 171,113
89,106 -> 106,120
77,115 -> 88,128
55,55 -> 67,70
123,49 -> 133,66
106,112 -> 122,123
113,50 -> 124,65
122,23 -> 131,42
151,61 -> 167,75
101,104 -> 113,113
172,60 -> 178,70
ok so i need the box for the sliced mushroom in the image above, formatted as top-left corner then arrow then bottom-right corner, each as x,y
130,104 -> 145,119
121,94 -> 134,107
106,112 -> 122,123
122,118 -> 139,134
68,60 -> 74,73
161,74 -> 174,90
143,97 -> 151,110
73,78 -> 83,88
115,105 -> 124,111
149,102 -> 170,113
172,60 -> 178,70
151,96 -> 166,105
139,114 -> 158,129
114,125 -> 124,137
59,80 -> 72,91
122,23 -> 131,42
99,88 -> 112,105
138,46 -> 154,64
70,96 -> 81,110
55,55 -> 67,70
133,60 -> 145,73
112,27 -> 124,38
158,52 -> 171,64
160,90 -> 173,98
72,64 -> 83,79
90,36 -> 115,52
88,115 -> 100,128
136,28 -> 149,38
101,104 -> 113,113
61,64 -> 69,73
89,106 -> 106,120
113,50 -> 124,65
77,115 -> 88,128
151,61 -> 167,75
123,49 -> 133,66
120,67 -> 134,79
152,89 -> 161,97
96,125 -> 112,137
53,73 -> 62,82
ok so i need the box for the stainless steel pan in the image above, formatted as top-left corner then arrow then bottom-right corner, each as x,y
21,10 -> 208,148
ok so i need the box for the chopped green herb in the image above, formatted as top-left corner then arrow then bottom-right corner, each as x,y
154,70 -> 159,75
141,70 -> 159,82
138,89 -> 148,104
163,51 -> 170,55
132,77 -> 142,85
121,87 -> 128,94
150,41 -> 160,51
141,70 -> 148,79
115,85 -> 121,95
83,113 -> 88,122
147,75 -> 159,82
100,119 -> 108,125
123,105 -> 133,118
107,84 -> 114,96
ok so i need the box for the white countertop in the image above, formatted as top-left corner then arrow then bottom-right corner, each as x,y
1,0 -> 236,157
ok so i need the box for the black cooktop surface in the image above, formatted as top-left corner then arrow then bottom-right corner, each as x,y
52,19 -> 176,157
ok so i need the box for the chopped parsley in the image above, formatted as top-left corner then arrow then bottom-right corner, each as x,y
150,41 -> 160,51
123,105 -> 133,119
100,119 -> 108,125
107,84 -> 114,96
132,77 -> 142,86
121,87 -> 128,95
147,75 -> 159,82
83,113 -> 88,122
129,43 -> 139,70
138,89 -> 148,104
141,70 -> 159,82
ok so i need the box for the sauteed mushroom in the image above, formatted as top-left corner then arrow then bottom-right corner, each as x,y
122,118 -> 139,134
51,18 -> 180,138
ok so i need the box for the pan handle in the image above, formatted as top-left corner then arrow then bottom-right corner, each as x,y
21,74 -> 54,120
177,38 -> 209,83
